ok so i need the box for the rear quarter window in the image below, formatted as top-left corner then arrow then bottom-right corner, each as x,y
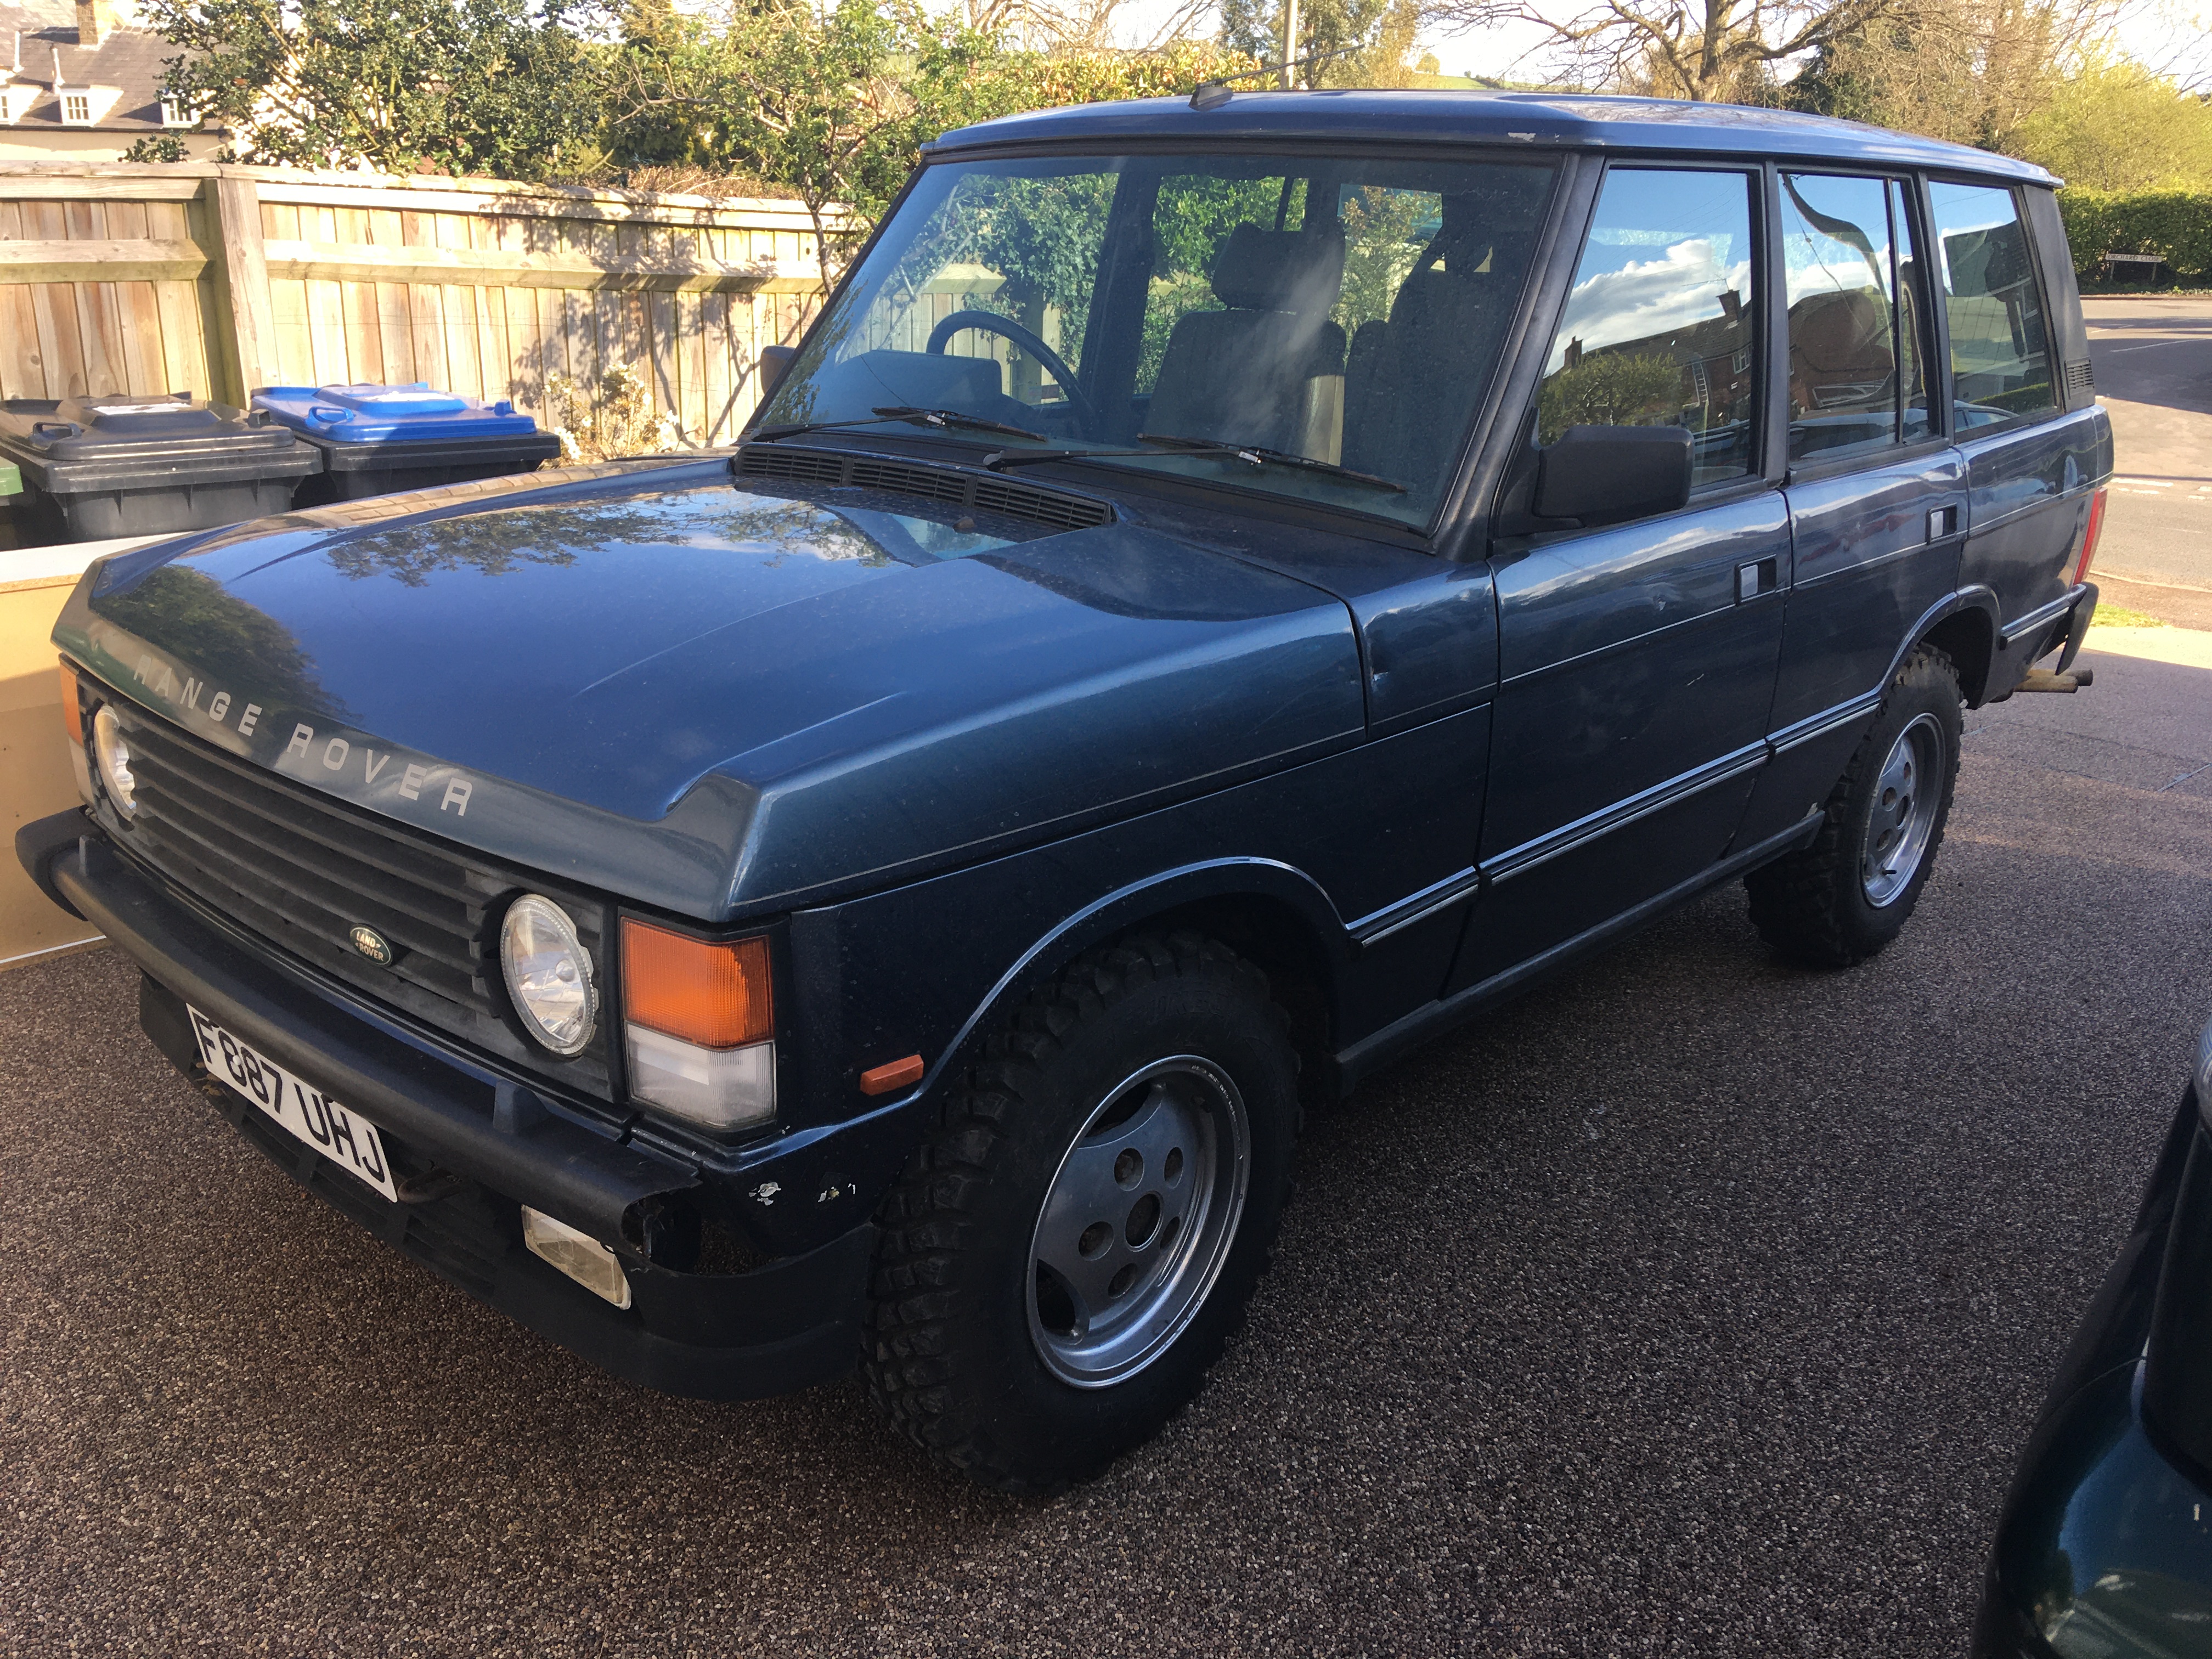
1929,181 -> 2057,426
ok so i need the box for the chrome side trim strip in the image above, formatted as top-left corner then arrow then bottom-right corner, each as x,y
1481,740 -> 1770,887
1347,865 -> 1482,948
1999,585 -> 2087,648
1334,809 -> 1826,1092
1768,692 -> 1882,754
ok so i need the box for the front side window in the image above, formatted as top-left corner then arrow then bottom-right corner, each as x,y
1532,167 -> 1759,489
1929,180 -> 2055,425
1780,173 -> 1932,461
757,151 -> 1558,530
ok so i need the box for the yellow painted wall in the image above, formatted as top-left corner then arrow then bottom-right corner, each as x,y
0,129 -> 225,162
0,572 -> 100,967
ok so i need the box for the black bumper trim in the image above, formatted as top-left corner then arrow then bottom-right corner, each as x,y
52,828 -> 694,1245
17,806 -> 89,921
2055,581 -> 2098,676
151,973 -> 868,1399
48,817 -> 873,1399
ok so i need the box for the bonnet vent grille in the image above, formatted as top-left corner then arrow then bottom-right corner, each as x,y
736,444 -> 1113,532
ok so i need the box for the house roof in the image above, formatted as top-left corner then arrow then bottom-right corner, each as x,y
0,0 -> 184,131
927,90 -> 2055,186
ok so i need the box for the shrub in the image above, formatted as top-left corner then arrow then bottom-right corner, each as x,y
2057,189 -> 2212,279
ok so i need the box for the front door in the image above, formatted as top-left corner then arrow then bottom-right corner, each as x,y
1451,164 -> 1788,992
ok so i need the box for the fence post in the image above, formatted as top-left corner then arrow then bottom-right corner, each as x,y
195,167 -> 274,404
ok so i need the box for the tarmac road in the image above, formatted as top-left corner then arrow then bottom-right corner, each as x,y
5,619 -> 2211,1655
2085,296 -> 2212,616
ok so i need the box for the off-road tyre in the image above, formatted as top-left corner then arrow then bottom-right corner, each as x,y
1745,644 -> 1963,968
863,930 -> 1300,1494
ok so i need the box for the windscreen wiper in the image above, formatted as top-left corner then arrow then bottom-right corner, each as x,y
751,407 -> 1049,443
981,431 -> 1405,493
1135,432 -> 1407,493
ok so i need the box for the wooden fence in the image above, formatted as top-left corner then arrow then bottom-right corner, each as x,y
0,162 -> 836,447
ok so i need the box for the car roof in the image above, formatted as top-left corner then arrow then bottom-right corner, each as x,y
927,91 -> 2056,185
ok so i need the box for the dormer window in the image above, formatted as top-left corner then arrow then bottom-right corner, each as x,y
61,91 -> 91,125
159,99 -> 197,128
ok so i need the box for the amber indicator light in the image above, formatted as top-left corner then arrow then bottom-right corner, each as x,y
58,663 -> 83,743
620,921 -> 772,1049
860,1054 -> 924,1096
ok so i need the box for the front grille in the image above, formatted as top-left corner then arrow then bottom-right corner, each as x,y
105,702 -> 618,1102
736,444 -> 1114,533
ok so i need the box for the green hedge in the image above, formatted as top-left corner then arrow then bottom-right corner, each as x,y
2057,189 -> 2212,278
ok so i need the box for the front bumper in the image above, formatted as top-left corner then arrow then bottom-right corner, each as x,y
30,814 -> 869,1400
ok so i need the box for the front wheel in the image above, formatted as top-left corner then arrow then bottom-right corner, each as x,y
1746,644 -> 1963,967
864,932 -> 1299,1493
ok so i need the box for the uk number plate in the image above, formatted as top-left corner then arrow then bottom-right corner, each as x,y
187,1005 -> 399,1202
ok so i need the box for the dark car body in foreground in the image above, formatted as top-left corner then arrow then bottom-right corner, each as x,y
1974,1024 -> 2212,1658
19,91 -> 2113,1488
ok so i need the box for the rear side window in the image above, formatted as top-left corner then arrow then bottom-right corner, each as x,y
1780,173 -> 1933,462
1929,182 -> 2056,426
1535,167 -> 1760,487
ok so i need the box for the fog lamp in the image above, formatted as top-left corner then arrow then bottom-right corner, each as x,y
521,1207 -> 632,1308
621,920 -> 777,1133
501,895 -> 596,1056
92,703 -> 137,816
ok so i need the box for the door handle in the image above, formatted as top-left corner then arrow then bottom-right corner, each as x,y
1735,557 -> 1778,602
1927,504 -> 1961,541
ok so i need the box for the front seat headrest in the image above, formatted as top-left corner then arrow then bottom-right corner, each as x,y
1209,223 -> 1347,313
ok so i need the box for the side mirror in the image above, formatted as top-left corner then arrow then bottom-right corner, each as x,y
758,344 -> 797,399
1533,424 -> 1693,527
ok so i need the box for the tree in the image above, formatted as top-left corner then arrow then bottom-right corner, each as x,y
2010,59 -> 2212,189
1784,0 -> 2125,153
1426,0 -> 1906,102
139,0 -> 609,179
1218,0 -> 1424,88
609,0 -> 1007,286
612,8 -> 1258,286
1538,351 -> 1683,441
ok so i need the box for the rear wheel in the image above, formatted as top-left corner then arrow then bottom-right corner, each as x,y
1746,644 -> 1963,967
864,931 -> 1299,1493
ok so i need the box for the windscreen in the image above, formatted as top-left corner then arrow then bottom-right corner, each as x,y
756,151 -> 1559,530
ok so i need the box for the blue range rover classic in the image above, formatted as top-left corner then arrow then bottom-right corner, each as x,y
19,92 -> 2111,1491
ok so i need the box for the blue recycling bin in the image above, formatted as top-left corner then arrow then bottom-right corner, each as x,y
252,383 -> 563,507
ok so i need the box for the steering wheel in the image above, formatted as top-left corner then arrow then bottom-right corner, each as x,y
924,309 -> 1099,435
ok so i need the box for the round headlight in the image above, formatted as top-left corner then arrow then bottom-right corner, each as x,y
501,895 -> 596,1056
92,704 -> 137,816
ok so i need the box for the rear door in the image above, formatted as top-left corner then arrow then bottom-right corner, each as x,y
1935,179 -> 2110,677
1451,163 -> 1788,992
1739,171 -> 1966,845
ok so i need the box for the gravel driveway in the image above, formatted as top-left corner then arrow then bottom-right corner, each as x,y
5,634 -> 2211,1656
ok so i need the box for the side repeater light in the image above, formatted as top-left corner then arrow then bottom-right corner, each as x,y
58,662 -> 84,743
58,663 -> 94,806
620,920 -> 777,1133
